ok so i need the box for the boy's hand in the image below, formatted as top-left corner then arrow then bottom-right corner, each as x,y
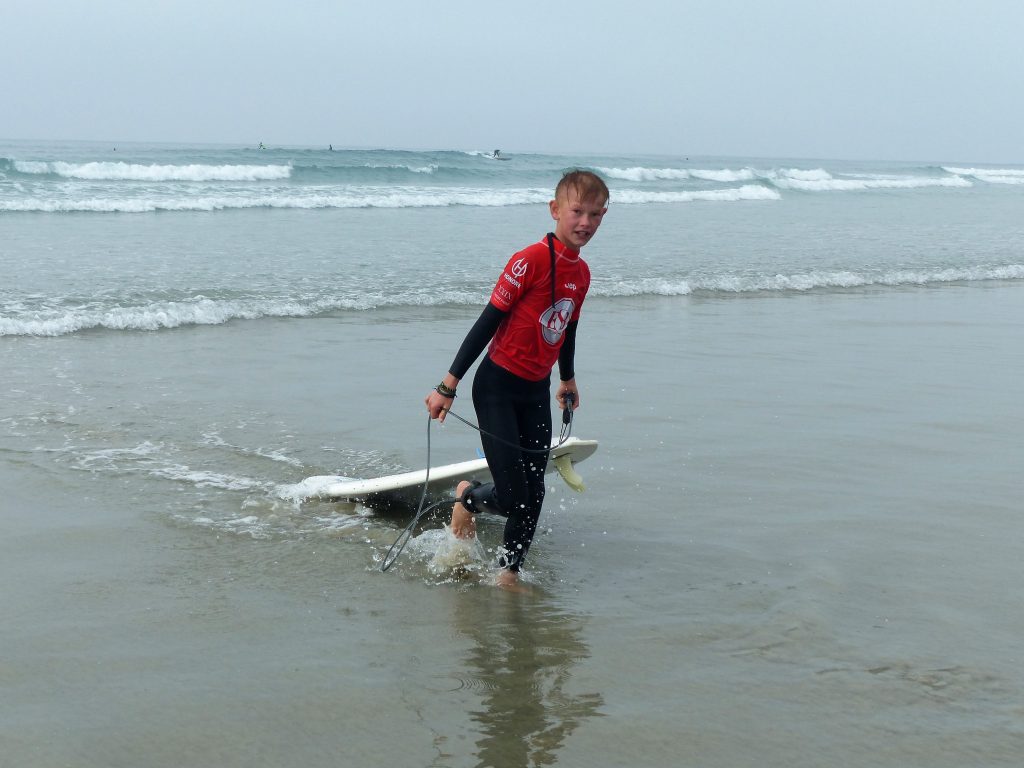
426,375 -> 460,422
425,390 -> 453,422
556,380 -> 579,410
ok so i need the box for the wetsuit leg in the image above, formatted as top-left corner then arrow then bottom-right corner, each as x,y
468,357 -> 551,572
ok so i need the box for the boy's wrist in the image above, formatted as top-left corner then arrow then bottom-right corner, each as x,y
435,381 -> 457,398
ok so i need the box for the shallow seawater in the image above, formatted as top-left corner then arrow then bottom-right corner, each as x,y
4,283 -> 1024,767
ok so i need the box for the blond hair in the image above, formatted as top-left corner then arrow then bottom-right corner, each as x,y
556,169 -> 609,205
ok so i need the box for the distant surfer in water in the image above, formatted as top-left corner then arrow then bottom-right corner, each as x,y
425,170 -> 609,588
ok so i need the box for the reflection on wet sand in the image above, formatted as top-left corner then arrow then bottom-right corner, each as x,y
454,590 -> 604,767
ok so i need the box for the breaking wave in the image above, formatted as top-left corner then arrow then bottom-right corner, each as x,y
4,265 -> 1022,337
12,160 -> 293,182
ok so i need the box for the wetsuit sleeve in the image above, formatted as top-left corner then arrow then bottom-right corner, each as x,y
557,320 -> 579,381
449,303 -> 506,379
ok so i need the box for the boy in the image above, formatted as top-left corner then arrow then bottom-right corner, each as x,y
425,169 -> 609,588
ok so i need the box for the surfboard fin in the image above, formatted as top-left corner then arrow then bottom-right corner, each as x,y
553,454 -> 585,493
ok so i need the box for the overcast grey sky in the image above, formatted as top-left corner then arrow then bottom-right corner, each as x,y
3,0 -> 1022,162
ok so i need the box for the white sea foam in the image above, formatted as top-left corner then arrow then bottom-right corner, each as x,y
687,265 -> 1024,293
943,167 -> 1024,184
0,290 -> 478,336
276,475 -> 353,503
6,265 -> 1023,338
596,166 -> 692,181
597,165 -> 972,192
596,164 -> 973,191
151,467 -> 268,492
64,440 -> 271,493
591,277 -> 695,297
0,187 -> 553,213
13,160 -> 293,181
690,168 -> 758,183
200,432 -> 306,468
778,168 -> 833,181
612,185 -> 780,203
0,297 -> 315,336
367,163 -> 438,174
254,448 -> 304,467
596,166 -> 759,183
590,264 -> 1024,297
768,168 -> 971,191
70,441 -> 165,469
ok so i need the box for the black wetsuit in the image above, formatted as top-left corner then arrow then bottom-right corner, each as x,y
448,304 -> 579,572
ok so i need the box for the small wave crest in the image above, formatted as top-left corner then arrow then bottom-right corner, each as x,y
595,164 -> 973,192
6,263 -> 1022,338
613,184 -> 780,203
0,288 -> 481,337
597,166 -> 757,183
943,167 -> 1024,185
362,162 -> 438,174
767,168 -> 971,191
12,160 -> 293,182
592,264 -> 1024,296
0,296 -> 344,336
0,187 -> 553,213
597,166 -> 692,181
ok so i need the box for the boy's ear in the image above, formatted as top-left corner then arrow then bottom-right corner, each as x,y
549,198 -> 559,219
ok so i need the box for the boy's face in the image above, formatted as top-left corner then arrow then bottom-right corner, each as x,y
549,190 -> 607,249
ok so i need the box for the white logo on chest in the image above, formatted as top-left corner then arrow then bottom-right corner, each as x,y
540,298 -> 575,345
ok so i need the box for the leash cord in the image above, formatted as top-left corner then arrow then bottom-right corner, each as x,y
440,393 -> 574,453
380,416 -> 453,572
379,399 -> 575,572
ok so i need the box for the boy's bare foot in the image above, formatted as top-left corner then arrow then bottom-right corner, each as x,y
450,480 -> 476,540
495,569 -> 529,592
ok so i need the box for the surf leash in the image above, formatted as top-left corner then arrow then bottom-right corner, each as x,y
380,414 -> 454,572
379,394 -> 575,572
439,390 -> 575,452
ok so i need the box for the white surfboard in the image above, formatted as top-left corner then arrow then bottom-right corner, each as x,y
303,437 -> 598,510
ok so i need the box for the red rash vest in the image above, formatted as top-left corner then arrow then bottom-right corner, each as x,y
487,236 -> 591,381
